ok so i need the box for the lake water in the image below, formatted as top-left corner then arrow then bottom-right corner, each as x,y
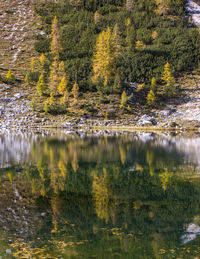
1,130 -> 200,258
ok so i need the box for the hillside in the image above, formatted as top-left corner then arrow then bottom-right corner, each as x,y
1,0 -> 200,130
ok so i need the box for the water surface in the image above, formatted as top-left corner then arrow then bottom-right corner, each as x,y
1,130 -> 200,258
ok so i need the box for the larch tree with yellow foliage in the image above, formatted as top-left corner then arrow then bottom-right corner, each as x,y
161,62 -> 176,97
93,27 -> 121,88
50,16 -> 62,58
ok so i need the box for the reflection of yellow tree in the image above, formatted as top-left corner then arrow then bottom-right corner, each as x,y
159,169 -> 170,191
119,146 -> 127,165
50,159 -> 67,194
72,152 -> 79,172
40,184 -> 46,197
51,196 -> 63,233
146,150 -> 155,176
92,168 -> 109,223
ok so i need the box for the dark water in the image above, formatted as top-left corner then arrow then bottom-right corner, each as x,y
1,130 -> 200,258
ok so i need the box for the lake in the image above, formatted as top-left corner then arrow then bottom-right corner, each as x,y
1,130 -> 200,258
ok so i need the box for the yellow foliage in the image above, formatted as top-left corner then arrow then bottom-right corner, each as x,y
93,27 -> 119,86
147,90 -> 156,106
71,81 -> 79,100
6,69 -> 15,81
125,18 -> 131,27
120,91 -> 127,109
135,40 -> 145,50
152,30 -> 158,40
58,76 -> 67,95
94,11 -> 101,24
40,53 -> 45,70
50,16 -> 62,57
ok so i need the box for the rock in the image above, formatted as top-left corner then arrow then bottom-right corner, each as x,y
164,108 -> 176,116
11,45 -> 17,50
14,93 -> 23,99
6,249 -> 11,254
139,115 -> 157,126
170,121 -> 178,127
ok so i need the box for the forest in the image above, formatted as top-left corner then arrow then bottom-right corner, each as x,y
3,0 -> 200,114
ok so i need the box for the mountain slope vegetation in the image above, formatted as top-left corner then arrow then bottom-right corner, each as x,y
34,0 -> 200,92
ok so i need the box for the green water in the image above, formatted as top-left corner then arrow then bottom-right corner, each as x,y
1,131 -> 200,258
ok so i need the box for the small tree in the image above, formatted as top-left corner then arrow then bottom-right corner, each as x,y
58,76 -> 67,95
135,40 -> 145,51
30,98 -> 36,111
44,101 -> 49,113
36,73 -> 47,96
60,90 -> 69,105
147,90 -> 156,106
94,11 -> 101,24
161,62 -> 176,97
120,91 -> 127,109
5,69 -> 15,82
40,53 -> 45,71
31,57 -> 36,73
150,77 -> 157,92
71,82 -> 79,100
25,72 -> 31,85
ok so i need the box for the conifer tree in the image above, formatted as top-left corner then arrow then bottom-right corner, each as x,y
112,24 -> 121,56
152,30 -> 158,40
60,90 -> 69,105
126,25 -> 135,51
49,56 -> 59,94
71,81 -> 79,100
126,0 -> 134,11
147,90 -> 156,106
25,72 -> 31,85
155,0 -> 171,15
93,27 -> 119,87
5,69 -> 15,81
31,57 -> 36,73
40,53 -> 45,71
150,77 -> 157,92
94,11 -> 101,24
36,73 -> 47,96
50,16 -> 62,58
30,98 -> 36,111
161,62 -> 176,96
58,76 -> 67,95
135,40 -> 145,50
58,61 -> 66,81
120,91 -> 127,109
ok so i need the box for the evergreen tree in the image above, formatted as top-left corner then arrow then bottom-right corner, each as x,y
155,0 -> 171,15
93,27 -> 119,87
147,90 -> 156,106
120,91 -> 127,109
72,81 -> 79,100
161,62 -> 176,96
36,73 -> 47,96
30,98 -> 36,111
126,25 -> 135,51
25,72 -> 31,85
49,56 -> 59,94
58,76 -> 67,95
5,69 -> 15,82
150,77 -> 157,92
112,24 -> 121,56
40,53 -> 45,71
50,16 -> 62,58
94,11 -> 101,24
31,57 -> 36,73
135,40 -> 145,50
